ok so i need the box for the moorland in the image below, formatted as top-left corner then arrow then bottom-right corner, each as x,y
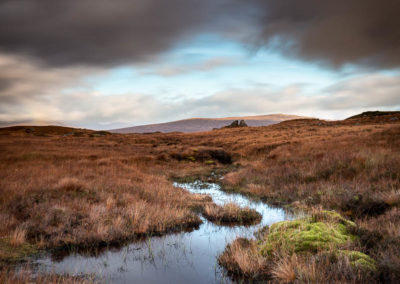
0,111 -> 399,283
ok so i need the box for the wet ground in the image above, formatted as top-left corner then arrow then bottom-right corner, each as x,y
35,181 -> 295,283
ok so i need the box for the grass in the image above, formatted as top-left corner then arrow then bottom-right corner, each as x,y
219,210 -> 377,282
258,218 -> 355,256
0,136 -> 213,256
202,203 -> 261,225
0,237 -> 38,266
218,238 -> 268,279
0,267 -> 95,283
0,112 -> 399,282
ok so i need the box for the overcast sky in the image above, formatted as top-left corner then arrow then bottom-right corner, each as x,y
1,0 -> 399,129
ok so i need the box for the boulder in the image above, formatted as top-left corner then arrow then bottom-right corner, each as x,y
229,120 -> 239,127
224,120 -> 248,128
239,120 -> 248,127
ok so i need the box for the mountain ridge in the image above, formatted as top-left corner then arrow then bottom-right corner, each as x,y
111,114 -> 311,133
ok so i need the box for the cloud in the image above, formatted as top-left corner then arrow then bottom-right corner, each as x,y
321,74 -> 400,109
0,54 -> 104,121
1,0 -> 399,70
0,0 -> 250,67
2,1 -> 399,129
251,0 -> 400,69
1,54 -> 398,129
144,57 -> 238,77
186,74 -> 400,117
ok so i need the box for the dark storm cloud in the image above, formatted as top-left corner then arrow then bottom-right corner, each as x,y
0,0 -> 399,68
252,0 -> 400,69
0,0 -> 250,66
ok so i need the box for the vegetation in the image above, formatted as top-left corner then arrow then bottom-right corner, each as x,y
202,203 -> 261,225
258,216 -> 355,256
0,112 -> 399,282
219,210 -> 377,282
0,267 -> 94,283
0,237 -> 38,266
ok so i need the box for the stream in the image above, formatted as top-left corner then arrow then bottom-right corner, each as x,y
35,181 -> 295,283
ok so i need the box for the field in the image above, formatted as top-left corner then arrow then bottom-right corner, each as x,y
0,112 -> 399,283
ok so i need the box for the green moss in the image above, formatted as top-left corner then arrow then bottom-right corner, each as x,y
186,156 -> 196,161
338,250 -> 377,272
312,210 -> 356,228
259,211 -> 357,256
205,160 -> 215,165
0,238 -> 39,265
221,210 -> 376,280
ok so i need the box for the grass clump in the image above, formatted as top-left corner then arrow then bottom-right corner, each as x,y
218,238 -> 267,279
203,203 -> 261,225
0,267 -> 95,283
311,209 -> 356,227
258,217 -> 355,256
0,237 -> 38,266
258,210 -> 358,256
220,210 -> 377,282
338,250 -> 377,272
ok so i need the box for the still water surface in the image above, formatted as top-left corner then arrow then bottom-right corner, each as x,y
36,181 -> 294,283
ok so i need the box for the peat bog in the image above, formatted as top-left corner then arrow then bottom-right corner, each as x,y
1,112 -> 400,282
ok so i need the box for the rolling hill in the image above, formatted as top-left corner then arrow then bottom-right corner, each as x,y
110,114 -> 310,133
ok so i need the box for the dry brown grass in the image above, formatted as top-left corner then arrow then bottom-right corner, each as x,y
9,227 -> 26,247
0,267 -> 94,283
219,207 -> 378,282
0,133 -> 213,253
221,240 -> 377,283
202,203 -> 261,225
218,238 -> 269,279
0,113 -> 399,281
271,254 -> 297,283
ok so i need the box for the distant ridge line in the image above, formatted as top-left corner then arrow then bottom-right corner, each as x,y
110,114 -> 311,133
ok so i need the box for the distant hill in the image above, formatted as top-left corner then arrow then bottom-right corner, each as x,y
0,119 -> 64,128
110,114 -> 310,133
346,111 -> 400,120
0,125 -> 111,137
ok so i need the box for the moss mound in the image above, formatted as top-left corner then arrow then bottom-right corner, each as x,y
312,210 -> 356,227
220,211 -> 378,281
258,211 -> 357,256
338,250 -> 377,272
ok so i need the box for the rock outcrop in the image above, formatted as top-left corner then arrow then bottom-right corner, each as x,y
225,120 -> 248,128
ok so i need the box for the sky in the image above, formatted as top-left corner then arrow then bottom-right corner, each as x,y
0,0 -> 399,129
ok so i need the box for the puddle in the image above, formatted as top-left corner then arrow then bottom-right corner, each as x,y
35,181 -> 295,283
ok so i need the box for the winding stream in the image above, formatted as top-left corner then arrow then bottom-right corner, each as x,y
35,181 -> 295,283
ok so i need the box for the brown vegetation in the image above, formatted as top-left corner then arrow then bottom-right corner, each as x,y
218,238 -> 268,279
0,112 -> 399,282
0,267 -> 94,284
0,128 -> 218,259
202,203 -> 261,225
219,210 -> 378,283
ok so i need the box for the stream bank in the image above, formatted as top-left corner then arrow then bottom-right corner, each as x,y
33,180 -> 294,283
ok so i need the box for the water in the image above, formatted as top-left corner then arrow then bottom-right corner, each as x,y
35,181 -> 294,283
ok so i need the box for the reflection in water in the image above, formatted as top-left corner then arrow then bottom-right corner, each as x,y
36,181 -> 294,284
